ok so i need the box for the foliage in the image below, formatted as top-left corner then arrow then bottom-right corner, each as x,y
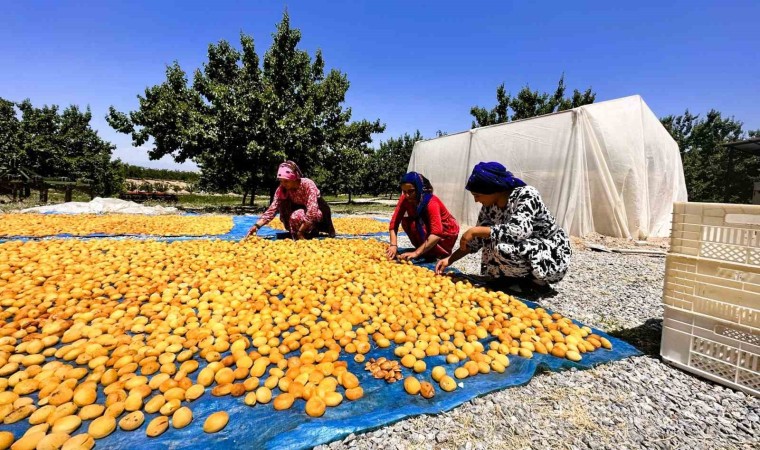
0,97 -> 123,197
471,74 -> 595,127
107,13 -> 384,204
123,164 -> 200,182
661,110 -> 759,203
364,131 -> 423,197
0,99 -> 22,169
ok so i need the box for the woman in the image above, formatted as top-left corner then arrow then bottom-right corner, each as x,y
435,162 -> 571,288
387,172 -> 459,261
246,161 -> 335,240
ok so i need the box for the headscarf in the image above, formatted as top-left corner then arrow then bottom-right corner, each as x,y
277,161 -> 302,181
465,162 -> 525,194
276,161 -> 304,200
400,172 -> 434,241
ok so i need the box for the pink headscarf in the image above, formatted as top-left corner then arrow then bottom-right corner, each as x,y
277,161 -> 302,181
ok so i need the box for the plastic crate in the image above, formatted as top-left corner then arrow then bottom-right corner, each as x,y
670,202 -> 760,264
662,202 -> 760,396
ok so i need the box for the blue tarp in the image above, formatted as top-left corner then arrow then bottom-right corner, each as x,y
0,216 -> 391,243
0,219 -> 641,449
0,216 -> 265,243
2,295 -> 638,450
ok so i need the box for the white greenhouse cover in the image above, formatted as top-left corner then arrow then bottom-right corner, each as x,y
408,95 -> 687,238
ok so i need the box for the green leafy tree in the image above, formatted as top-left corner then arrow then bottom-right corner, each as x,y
319,147 -> 370,203
122,164 -> 200,183
0,99 -> 22,169
661,110 -> 758,203
107,13 -> 384,205
471,75 -> 595,127
0,97 -> 123,197
16,100 -> 65,175
364,131 -> 423,197
58,105 -> 125,196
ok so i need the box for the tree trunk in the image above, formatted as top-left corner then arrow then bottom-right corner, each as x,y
241,191 -> 248,206
348,191 -> 352,204
269,185 -> 276,204
249,178 -> 257,207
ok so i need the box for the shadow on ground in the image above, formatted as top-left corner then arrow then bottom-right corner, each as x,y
608,318 -> 663,357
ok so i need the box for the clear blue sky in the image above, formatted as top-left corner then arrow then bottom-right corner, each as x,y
2,1 -> 758,171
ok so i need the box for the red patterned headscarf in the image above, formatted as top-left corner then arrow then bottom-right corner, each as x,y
277,161 -> 302,181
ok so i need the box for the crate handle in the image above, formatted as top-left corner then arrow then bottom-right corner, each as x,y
714,324 -> 760,346
725,214 -> 760,226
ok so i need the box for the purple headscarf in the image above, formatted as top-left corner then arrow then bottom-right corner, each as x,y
465,162 -> 525,194
400,172 -> 433,240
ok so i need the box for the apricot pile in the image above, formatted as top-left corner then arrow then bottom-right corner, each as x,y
266,217 -> 387,235
0,237 -> 610,447
0,214 -> 233,237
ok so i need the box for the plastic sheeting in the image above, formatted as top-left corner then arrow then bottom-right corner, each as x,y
19,197 -> 180,215
0,216 -> 390,243
1,266 -> 639,450
0,223 -> 641,449
408,95 -> 688,239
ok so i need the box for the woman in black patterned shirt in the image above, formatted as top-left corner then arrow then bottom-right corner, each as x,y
435,162 -> 572,290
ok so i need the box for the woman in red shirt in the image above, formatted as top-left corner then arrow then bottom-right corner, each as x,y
387,172 -> 460,261
246,161 -> 335,240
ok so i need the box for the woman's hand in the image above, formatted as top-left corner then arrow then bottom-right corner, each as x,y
435,257 -> 450,274
295,225 -> 310,240
398,251 -> 419,261
245,224 -> 260,239
386,244 -> 398,260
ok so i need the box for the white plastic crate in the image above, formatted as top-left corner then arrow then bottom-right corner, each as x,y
662,202 -> 760,396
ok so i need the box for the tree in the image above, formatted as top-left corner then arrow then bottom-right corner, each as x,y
364,131 -> 423,197
107,13 -> 384,205
319,147 -> 370,203
471,75 -> 595,127
661,110 -> 758,203
0,98 -> 22,169
0,97 -> 123,197
122,164 -> 200,183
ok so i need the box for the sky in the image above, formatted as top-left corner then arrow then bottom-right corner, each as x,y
1,0 -> 758,171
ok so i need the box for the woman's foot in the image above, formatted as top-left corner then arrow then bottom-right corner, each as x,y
526,278 -> 557,297
484,276 -> 557,298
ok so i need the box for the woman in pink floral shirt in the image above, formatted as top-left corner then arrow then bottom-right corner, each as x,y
246,161 -> 335,240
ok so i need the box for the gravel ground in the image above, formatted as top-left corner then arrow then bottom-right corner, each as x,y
315,235 -> 760,450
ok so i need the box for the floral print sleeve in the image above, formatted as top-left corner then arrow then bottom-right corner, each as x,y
300,179 -> 322,225
389,196 -> 406,232
258,188 -> 282,225
491,186 -> 541,242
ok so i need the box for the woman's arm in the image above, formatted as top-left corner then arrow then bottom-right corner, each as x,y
386,229 -> 399,259
459,226 -> 491,250
399,198 -> 444,259
247,191 -> 281,237
258,189 -> 281,226
434,245 -> 469,274
386,196 -> 406,259
298,180 -> 321,236
399,234 -> 441,259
